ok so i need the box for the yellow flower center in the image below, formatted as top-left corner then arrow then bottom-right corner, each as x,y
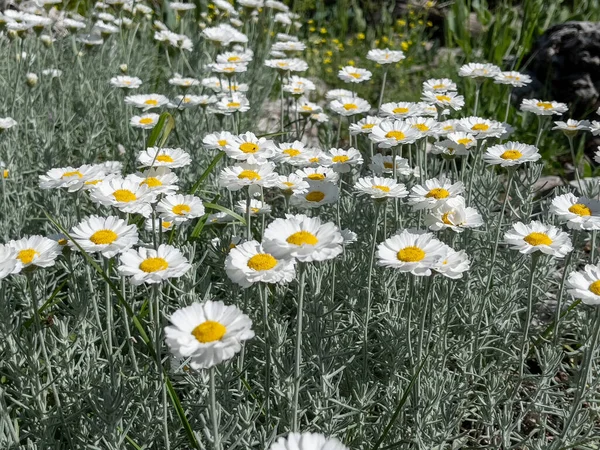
283,181 -> 294,187
383,162 -> 394,169
239,142 -> 258,153
362,123 -> 375,129
162,221 -> 172,229
251,207 -> 260,213
523,232 -> 552,246
425,188 -> 450,199
113,189 -> 137,202
432,83 -> 444,89
283,148 -> 301,157
301,105 -> 313,111
307,173 -> 325,181
392,107 -> 409,114
62,171 -> 83,178
343,103 -> 358,110
90,229 -> 118,245
441,212 -> 453,225
217,139 -> 228,147
228,56 -> 241,62
247,253 -> 278,271
309,157 -> 320,163
191,320 -> 226,343
457,138 -> 472,146
17,248 -> 39,265
141,177 -> 162,187
172,204 -> 191,215
373,185 -> 390,192
286,230 -> 318,246
413,123 -> 429,132
144,99 -> 158,105
223,67 -> 236,72
500,150 -> 522,160
349,72 -> 361,79
305,191 -> 325,202
332,155 -> 349,163
238,170 -> 261,180
471,123 -> 489,131
85,179 -> 101,185
227,101 -> 241,108
157,154 -> 174,163
385,131 -> 405,141
139,257 -> 169,273
536,102 -> 553,110
436,95 -> 451,102
397,246 -> 425,262
139,117 -> 154,125
569,204 -> 591,216
589,280 -> 600,295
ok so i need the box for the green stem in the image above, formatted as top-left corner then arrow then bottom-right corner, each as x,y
363,201 -> 381,377
259,284 -> 271,424
520,254 -> 538,378
209,366 -> 221,450
377,68 -> 388,110
291,263 -> 306,432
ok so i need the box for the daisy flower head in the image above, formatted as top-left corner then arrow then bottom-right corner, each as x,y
408,178 -> 465,210
39,165 -> 103,192
210,62 -> 249,75
216,51 -> 253,65
431,140 -> 470,158
504,221 -> 572,257
549,193 -> 600,230
329,96 -> 371,117
322,147 -> 364,173
168,75 -> 200,88
224,132 -> 276,164
377,229 -> 446,276
145,218 -> 175,233
369,154 -> 414,176
269,432 -> 349,450
8,236 -> 61,270
264,58 -> 309,73
552,119 -> 591,137
225,240 -> 296,288
276,174 -> 310,195
591,121 -> 600,136
165,300 -> 254,369
110,75 -> 142,89
422,78 -> 457,93
421,90 -> 465,111
447,131 -> 477,149
90,177 -> 156,217
274,141 -> 307,164
235,199 -> 272,217
118,244 -> 191,285
405,117 -> 440,137
130,113 -> 159,129
369,120 -> 420,148
338,66 -> 372,83
215,93 -> 250,114
157,194 -> 205,223
203,131 -> 236,151
494,71 -> 532,87
567,263 -> 600,305
520,99 -> 568,116
295,166 -> 340,183
458,62 -> 501,80
219,162 -> 279,191
483,142 -> 541,167
350,116 -> 382,135
354,176 -> 409,200
69,215 -> 139,258
169,2 -> 196,13
325,88 -> 354,101
457,116 -> 506,138
170,95 -> 208,109
290,181 -> 339,209
433,246 -> 470,279
296,99 -> 322,116
380,101 -> 423,119
138,147 -> 192,169
438,119 -> 459,136
366,48 -> 405,65
265,0 -> 289,11
424,196 -> 483,233
310,112 -> 329,123
272,41 -> 306,53
124,94 -> 169,111
0,244 -> 20,279
263,214 -> 343,262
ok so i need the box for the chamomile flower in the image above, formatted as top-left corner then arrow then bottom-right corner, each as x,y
349,116 -> 382,135
118,244 -> 191,285
520,99 -> 568,116
169,2 -> 196,12
296,100 -> 322,116
215,93 -> 251,114
431,140 -> 470,158
408,178 -> 465,210
269,432 -> 349,450
369,120 -> 420,148
0,244 -> 20,279
8,236 -> 61,269
274,141 -> 307,164
225,240 -> 296,288
338,66 -> 372,83
90,177 -> 156,217
447,132 -> 477,149
124,94 -> 169,110
325,89 -> 354,100
69,215 -> 139,258
157,194 -> 205,223
458,62 -> 501,80
549,193 -> 600,230
295,166 -> 340,183
457,117 -> 505,138
552,119 -> 591,137
494,71 -> 531,87
110,75 -> 142,89
276,174 -> 310,194
483,142 -> 541,167
216,51 -> 253,64
138,147 -> 192,169
433,246 -> 470,279
168,75 -> 200,88
504,221 -> 572,257
165,300 -> 254,369
170,95 -> 208,109
369,154 -> 414,176
291,181 -> 339,208
590,121 -> 600,136
130,113 -> 160,129
127,168 -> 179,197
224,132 -> 276,163
377,230 -> 446,276
264,58 -> 308,73
421,91 -> 465,111
39,165 -> 102,192
422,78 -> 457,93
566,264 -> 600,305
263,214 -> 343,262
203,131 -> 236,151
235,199 -> 272,216
322,148 -> 363,173
272,41 -> 306,52
354,176 -> 408,199
425,197 -> 483,232
145,219 -> 175,233
310,112 -> 329,123
210,62 -> 248,75
405,117 -> 440,136
380,102 -> 423,119
366,48 -> 405,64
219,162 -> 279,190
329,96 -> 371,116
438,119 -> 459,135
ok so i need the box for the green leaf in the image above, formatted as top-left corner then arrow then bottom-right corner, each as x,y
147,112 -> 175,148
204,202 -> 246,224
189,152 -> 224,195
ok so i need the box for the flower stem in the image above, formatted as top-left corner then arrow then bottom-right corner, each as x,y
554,234 -> 576,344
259,283 -> 271,424
291,263 -> 306,432
377,68 -> 388,110
503,89 -> 512,124
520,254 -> 539,378
209,366 -> 221,450
363,201 -> 381,377
568,136 -> 583,193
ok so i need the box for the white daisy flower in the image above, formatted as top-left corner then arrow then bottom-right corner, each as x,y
265,0 -> 289,11
447,132 -> 477,149
567,264 -> 600,305
457,116 -> 506,138
366,48 -> 405,64
118,244 -> 191,285
405,117 -> 440,137
215,93 -> 251,114
69,215 -> 139,258
354,176 -> 408,199
295,166 -> 340,183
219,162 -> 279,191
272,41 -> 306,52
300,149 -> 328,167
130,113 -> 160,129
377,229 -> 446,276
168,76 -> 200,88
325,89 -> 354,100
310,112 -> 330,123
380,101 -> 423,119
296,100 -> 322,116
8,236 -> 61,269
264,58 -> 308,72
369,154 -> 415,176
225,240 -> 296,288
433,246 -> 470,279
338,66 -> 372,83
210,62 -> 248,75
110,75 -> 142,89
138,147 -> 192,169
170,2 -> 196,11
369,120 -> 420,148
263,214 -> 343,262
549,193 -> 600,230
552,119 -> 591,137
438,119 -> 459,136
170,95 -> 209,109
224,132 -> 276,163
520,99 -> 568,116
349,116 -> 382,135
164,300 -> 254,369
39,165 -> 103,192
494,71 -> 531,87
421,91 -> 465,111
216,51 -> 253,64
422,78 -> 457,93
203,131 -> 236,151
276,174 -> 310,194
431,140 -> 470,158
458,62 -> 501,79
321,148 -> 364,173
590,121 -> 600,136
274,141 -> 307,164
235,199 -> 272,216
90,177 -> 156,217
124,94 -> 169,111
504,221 -> 572,257
269,432 -> 349,450
290,181 -> 339,209
424,196 -> 483,232
329,96 -> 371,116
408,178 -> 465,210
0,244 -> 21,279
483,142 -> 541,167
145,219 -> 175,233
157,194 -> 205,223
